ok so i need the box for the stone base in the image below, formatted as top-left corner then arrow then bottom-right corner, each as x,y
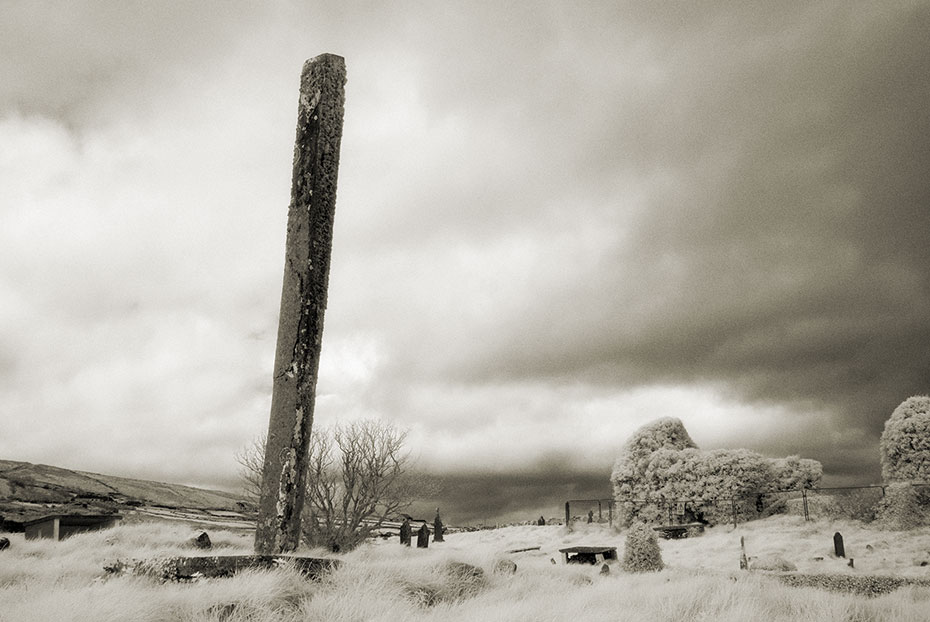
105,555 -> 340,581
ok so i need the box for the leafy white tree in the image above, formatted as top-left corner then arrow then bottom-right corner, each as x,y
611,417 -> 822,526
880,395 -> 930,482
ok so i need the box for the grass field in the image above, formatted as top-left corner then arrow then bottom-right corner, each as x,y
2,516 -> 929,621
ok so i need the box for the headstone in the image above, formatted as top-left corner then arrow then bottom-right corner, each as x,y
834,532 -> 845,558
400,518 -> 412,546
739,536 -> 748,570
191,531 -> 212,550
254,53 -> 347,556
0,537 -> 9,551
433,509 -> 444,542
416,523 -> 430,548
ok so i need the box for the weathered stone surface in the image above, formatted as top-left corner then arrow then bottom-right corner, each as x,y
105,555 -> 340,581
255,53 -> 347,556
0,536 -> 9,551
599,563 -> 611,575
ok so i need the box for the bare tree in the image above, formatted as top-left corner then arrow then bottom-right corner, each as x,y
237,419 -> 435,552
234,433 -> 266,503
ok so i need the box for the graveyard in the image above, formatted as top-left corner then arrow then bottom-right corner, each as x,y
4,0 -> 930,614
2,513 -> 930,621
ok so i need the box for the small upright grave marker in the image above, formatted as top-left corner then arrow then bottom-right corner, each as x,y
834,532 -> 845,558
400,518 -> 412,546
433,509 -> 444,542
416,523 -> 431,548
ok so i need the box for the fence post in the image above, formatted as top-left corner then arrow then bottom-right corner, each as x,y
565,501 -> 570,526
608,502 -> 613,527
731,497 -> 737,528
598,500 -> 602,522
802,488 -> 810,522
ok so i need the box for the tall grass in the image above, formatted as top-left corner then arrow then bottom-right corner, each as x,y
1,517 -> 929,622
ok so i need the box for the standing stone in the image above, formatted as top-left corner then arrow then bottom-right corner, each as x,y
834,532 -> 845,558
191,531 -> 212,550
433,508 -> 444,542
400,518 -> 412,546
416,523 -> 431,548
538,516 -> 546,526
254,54 -> 347,556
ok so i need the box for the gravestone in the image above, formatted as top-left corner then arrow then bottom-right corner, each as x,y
191,531 -> 212,550
254,53 -> 347,555
400,518 -> 412,546
416,523 -> 431,548
433,509 -> 444,542
834,532 -> 845,558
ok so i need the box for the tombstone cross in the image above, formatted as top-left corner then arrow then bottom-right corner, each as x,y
254,54 -> 347,555
433,509 -> 444,542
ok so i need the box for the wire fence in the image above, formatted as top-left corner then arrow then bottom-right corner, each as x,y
568,483 -> 930,528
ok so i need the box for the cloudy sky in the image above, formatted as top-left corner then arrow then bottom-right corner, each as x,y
2,1 -> 928,524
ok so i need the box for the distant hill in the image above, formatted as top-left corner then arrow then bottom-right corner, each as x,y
0,459 -> 253,529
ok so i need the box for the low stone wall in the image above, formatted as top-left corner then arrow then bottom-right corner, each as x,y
775,572 -> 930,597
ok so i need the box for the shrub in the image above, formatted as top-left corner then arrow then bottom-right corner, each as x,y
880,396 -> 930,482
622,522 -> 663,573
875,482 -> 928,530
770,455 -> 823,491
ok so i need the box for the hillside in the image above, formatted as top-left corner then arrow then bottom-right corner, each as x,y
0,459 -> 253,529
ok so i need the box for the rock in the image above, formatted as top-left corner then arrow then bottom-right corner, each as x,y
191,531 -> 212,549
550,558 -> 557,565
750,556 -> 797,572
0,537 -> 9,551
600,563 -> 610,575
493,559 -> 517,574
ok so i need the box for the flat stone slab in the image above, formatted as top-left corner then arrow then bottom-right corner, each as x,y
105,555 -> 340,581
775,573 -> 930,597
652,523 -> 705,539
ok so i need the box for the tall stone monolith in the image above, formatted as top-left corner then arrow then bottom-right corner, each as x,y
254,54 -> 347,555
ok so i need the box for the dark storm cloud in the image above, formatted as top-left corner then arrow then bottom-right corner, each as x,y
437,2 -> 930,457
3,0 -> 926,517
0,0 -> 269,125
